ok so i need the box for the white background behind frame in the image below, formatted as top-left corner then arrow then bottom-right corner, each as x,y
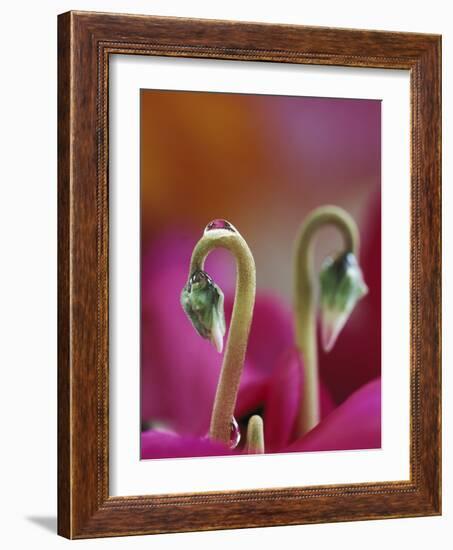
1,0 -> 450,548
109,55 -> 410,497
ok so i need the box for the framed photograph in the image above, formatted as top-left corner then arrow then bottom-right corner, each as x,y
58,11 -> 441,538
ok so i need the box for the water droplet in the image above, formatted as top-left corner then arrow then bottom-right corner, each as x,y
205,219 -> 235,232
229,417 -> 241,449
189,270 -> 212,287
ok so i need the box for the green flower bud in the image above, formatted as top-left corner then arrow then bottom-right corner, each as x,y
181,270 -> 226,353
319,252 -> 368,352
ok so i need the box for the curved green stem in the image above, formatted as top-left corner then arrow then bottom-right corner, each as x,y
190,227 -> 256,445
293,206 -> 359,437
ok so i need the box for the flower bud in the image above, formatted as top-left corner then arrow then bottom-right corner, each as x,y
319,252 -> 368,352
181,270 -> 226,353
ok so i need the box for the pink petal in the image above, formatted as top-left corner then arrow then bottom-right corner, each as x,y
320,380 -> 335,419
286,378 -> 381,452
141,235 -> 234,436
235,366 -> 268,419
141,264 -> 221,436
224,293 -> 294,378
264,349 -> 302,452
262,350 -> 335,452
141,429 -> 235,460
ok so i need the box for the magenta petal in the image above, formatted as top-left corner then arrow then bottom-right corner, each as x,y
242,293 -> 294,376
142,270 -> 227,435
320,382 -> 335,419
262,349 -> 334,452
286,378 -> 381,452
141,430 -> 235,459
235,365 -> 268,419
141,233 -> 238,435
264,349 -> 302,452
141,265 -> 222,436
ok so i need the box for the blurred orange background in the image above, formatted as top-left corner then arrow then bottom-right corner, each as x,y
141,90 -> 380,302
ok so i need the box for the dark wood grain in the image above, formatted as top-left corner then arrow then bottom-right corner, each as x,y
57,10 -> 441,539
57,11 -> 71,538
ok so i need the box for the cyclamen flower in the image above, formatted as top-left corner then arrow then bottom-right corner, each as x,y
140,201 -> 381,458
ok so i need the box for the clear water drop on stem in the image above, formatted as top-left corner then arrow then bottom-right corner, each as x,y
205,219 -> 235,232
229,417 -> 241,449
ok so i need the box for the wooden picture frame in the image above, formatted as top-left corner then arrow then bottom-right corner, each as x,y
58,10 -> 441,539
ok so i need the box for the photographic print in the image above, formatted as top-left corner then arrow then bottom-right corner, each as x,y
140,89 -> 381,460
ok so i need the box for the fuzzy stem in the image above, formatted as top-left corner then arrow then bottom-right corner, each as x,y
190,228 -> 256,445
293,206 -> 359,437
245,415 -> 265,454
